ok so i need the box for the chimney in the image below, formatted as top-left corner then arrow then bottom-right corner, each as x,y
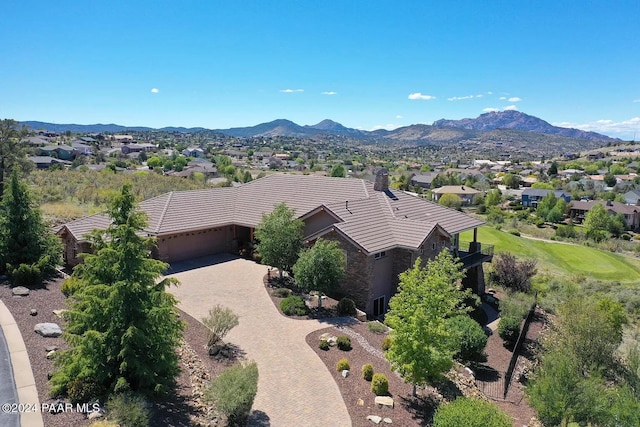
606,200 -> 613,207
374,168 -> 389,192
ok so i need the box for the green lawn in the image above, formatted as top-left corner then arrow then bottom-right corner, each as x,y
461,226 -> 640,282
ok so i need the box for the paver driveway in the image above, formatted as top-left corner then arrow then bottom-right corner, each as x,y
166,254 -> 352,427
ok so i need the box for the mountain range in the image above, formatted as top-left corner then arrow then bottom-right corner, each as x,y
20,111 -> 618,143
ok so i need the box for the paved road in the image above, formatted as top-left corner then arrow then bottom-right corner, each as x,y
166,254 -> 352,427
0,318 -> 20,427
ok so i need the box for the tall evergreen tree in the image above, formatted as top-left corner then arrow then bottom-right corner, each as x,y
0,119 -> 32,195
51,184 -> 184,399
0,171 -> 61,282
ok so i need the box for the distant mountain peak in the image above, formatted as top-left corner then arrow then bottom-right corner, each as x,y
433,111 -> 616,141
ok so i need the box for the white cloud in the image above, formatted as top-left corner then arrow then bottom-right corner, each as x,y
499,96 -> 506,100
395,115 -> 403,119
448,95 -> 474,101
408,93 -> 436,100
504,105 -> 519,111
150,88 -> 159,93
551,117 -> 640,139
508,97 -> 522,102
321,91 -> 337,95
487,91 -> 494,95
370,123 -> 401,131
483,107 -> 500,113
280,88 -> 304,93
476,94 -> 484,98
634,99 -> 640,103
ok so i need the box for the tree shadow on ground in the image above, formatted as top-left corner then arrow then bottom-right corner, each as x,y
248,410 -> 271,426
150,387 -> 195,427
399,393 -> 438,426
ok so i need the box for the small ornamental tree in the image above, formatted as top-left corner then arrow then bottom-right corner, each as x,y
254,203 -> 304,279
489,252 -> 537,293
202,305 -> 239,354
385,250 -> 470,393
50,184 -> 184,399
293,238 -> 345,307
330,163 -> 346,177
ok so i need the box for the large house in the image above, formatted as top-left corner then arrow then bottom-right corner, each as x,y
431,185 -> 481,205
569,200 -> 640,231
57,171 -> 490,317
521,189 -> 572,208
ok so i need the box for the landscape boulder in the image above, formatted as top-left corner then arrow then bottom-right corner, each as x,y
12,286 -> 30,296
375,396 -> 394,408
367,415 -> 382,424
34,323 -> 63,338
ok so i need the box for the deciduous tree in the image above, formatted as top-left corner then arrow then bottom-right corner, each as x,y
385,251 -> 470,391
584,203 -> 610,242
254,202 -> 303,278
292,238 -> 345,307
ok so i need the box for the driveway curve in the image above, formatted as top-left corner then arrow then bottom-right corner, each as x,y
166,254 -> 351,427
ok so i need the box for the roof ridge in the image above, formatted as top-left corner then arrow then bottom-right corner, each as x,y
155,192 -> 174,234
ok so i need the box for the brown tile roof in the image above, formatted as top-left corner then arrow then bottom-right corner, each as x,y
60,175 -> 484,253
570,200 -> 640,215
57,213 -> 112,242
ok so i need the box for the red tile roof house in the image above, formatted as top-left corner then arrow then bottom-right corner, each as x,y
57,170 -> 491,317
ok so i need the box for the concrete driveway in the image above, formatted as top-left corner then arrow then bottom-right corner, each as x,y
166,254 -> 351,427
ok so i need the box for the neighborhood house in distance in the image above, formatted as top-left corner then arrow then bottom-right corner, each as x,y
57,170 -> 490,317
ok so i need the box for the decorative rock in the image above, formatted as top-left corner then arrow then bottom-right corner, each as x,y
88,411 -> 104,420
45,345 -> 58,352
367,415 -> 382,424
383,418 -> 392,424
30,309 -> 38,316
34,323 -> 63,337
319,332 -> 332,341
46,350 -> 56,359
375,396 -> 394,408
52,309 -> 68,318
357,398 -> 364,406
12,286 -> 30,296
341,369 -> 349,378
327,336 -> 338,346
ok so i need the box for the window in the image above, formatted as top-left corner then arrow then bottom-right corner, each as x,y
373,296 -> 386,317
374,251 -> 387,260
432,242 -> 436,250
343,249 -> 348,269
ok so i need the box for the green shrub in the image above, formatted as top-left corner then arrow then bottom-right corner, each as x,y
382,336 -> 392,351
432,397 -> 512,427
621,233 -> 631,241
106,392 -> 150,427
319,340 -> 329,351
273,287 -> 292,298
556,224 -> 577,238
371,373 -> 389,395
336,358 -> 350,371
336,297 -> 357,316
498,315 -> 521,347
204,361 -> 258,426
337,335 -> 352,351
509,230 -> 521,237
446,316 -> 488,363
61,277 -> 84,297
67,378 -> 104,404
10,263 -> 42,288
362,364 -> 374,381
280,295 -> 308,316
367,321 -> 387,334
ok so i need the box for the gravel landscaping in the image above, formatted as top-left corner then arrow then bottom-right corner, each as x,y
0,277 -> 241,427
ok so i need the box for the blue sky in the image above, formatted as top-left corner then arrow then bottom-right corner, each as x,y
1,1 -> 639,139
